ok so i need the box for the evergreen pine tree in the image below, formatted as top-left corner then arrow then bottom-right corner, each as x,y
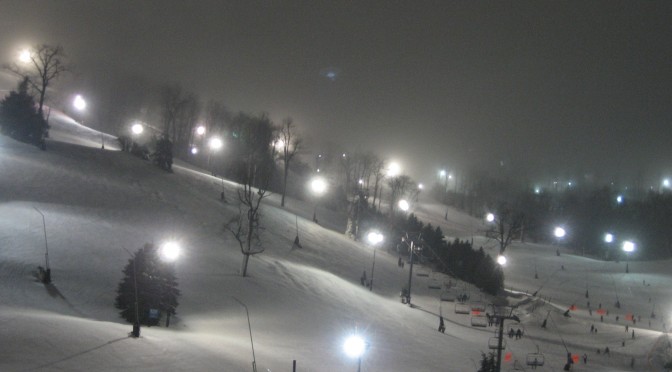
478,352 -> 496,372
115,243 -> 180,326
152,136 -> 173,171
0,77 -> 48,145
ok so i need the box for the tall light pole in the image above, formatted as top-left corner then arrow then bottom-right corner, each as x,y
122,247 -> 140,338
622,240 -> 635,273
403,233 -> 421,306
33,207 -> 51,284
310,177 -> 327,223
367,231 -> 383,292
232,297 -> 258,372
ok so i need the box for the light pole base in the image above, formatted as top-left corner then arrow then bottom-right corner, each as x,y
132,323 -> 140,338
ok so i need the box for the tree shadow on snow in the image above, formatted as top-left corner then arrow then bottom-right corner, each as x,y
26,336 -> 128,371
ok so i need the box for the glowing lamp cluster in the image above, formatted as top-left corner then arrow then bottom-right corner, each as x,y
19,49 -> 31,63
343,335 -> 366,359
496,255 -> 507,266
159,241 -> 180,262
386,162 -> 401,177
367,231 -> 384,246
622,241 -> 636,253
310,177 -> 327,195
486,213 -> 495,223
208,137 -> 223,150
195,125 -> 206,135
131,123 -> 144,135
554,227 -> 566,239
73,95 -> 87,111
604,233 -> 614,243
398,199 -> 409,211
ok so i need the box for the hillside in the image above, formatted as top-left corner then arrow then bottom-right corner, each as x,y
1,116 -> 670,371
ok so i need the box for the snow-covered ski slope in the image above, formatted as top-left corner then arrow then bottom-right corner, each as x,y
1,114 -> 670,371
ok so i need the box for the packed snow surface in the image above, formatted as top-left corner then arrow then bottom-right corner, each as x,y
0,113 -> 671,371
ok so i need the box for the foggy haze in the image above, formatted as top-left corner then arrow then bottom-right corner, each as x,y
1,1 -> 671,187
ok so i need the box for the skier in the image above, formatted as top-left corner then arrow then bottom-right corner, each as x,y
438,316 -> 445,333
582,353 -> 588,364
632,330 -> 635,339
625,324 -> 629,332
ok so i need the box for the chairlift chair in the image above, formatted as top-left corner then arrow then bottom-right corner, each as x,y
471,316 -> 488,327
526,353 -> 545,367
440,290 -> 455,302
471,301 -> 486,312
416,268 -> 430,277
455,303 -> 470,314
488,337 -> 506,350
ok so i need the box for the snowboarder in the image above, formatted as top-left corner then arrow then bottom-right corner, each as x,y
438,316 -> 445,333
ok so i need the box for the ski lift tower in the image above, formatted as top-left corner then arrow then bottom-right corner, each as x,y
490,305 -> 520,372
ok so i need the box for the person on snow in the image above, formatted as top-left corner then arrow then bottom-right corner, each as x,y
438,316 -> 445,333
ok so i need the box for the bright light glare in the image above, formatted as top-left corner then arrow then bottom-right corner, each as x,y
554,227 -> 566,238
209,137 -> 223,150
418,183 -> 424,190
73,95 -> 86,111
131,123 -> 144,135
191,147 -> 198,155
663,179 -> 670,188
604,233 -> 614,243
367,231 -> 383,245
622,240 -> 635,253
486,213 -> 495,223
534,187 -> 541,194
311,177 -> 327,195
343,335 -> 366,358
196,126 -> 206,135
275,139 -> 285,149
439,170 -> 446,177
616,195 -> 623,204
497,255 -> 507,266
387,162 -> 401,177
398,199 -> 409,211
19,49 -> 31,63
160,241 -> 180,262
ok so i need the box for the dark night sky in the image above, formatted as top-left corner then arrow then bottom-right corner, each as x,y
1,1 -> 671,187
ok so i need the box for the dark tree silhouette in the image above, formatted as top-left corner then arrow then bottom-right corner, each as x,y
115,243 -> 180,326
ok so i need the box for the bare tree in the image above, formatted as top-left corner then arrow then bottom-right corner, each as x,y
224,113 -> 276,277
4,44 -> 69,117
388,175 -> 413,216
225,181 -> 267,277
159,83 -> 195,144
484,206 -> 525,255
278,117 -> 302,207
203,99 -> 230,137
371,158 -> 386,209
